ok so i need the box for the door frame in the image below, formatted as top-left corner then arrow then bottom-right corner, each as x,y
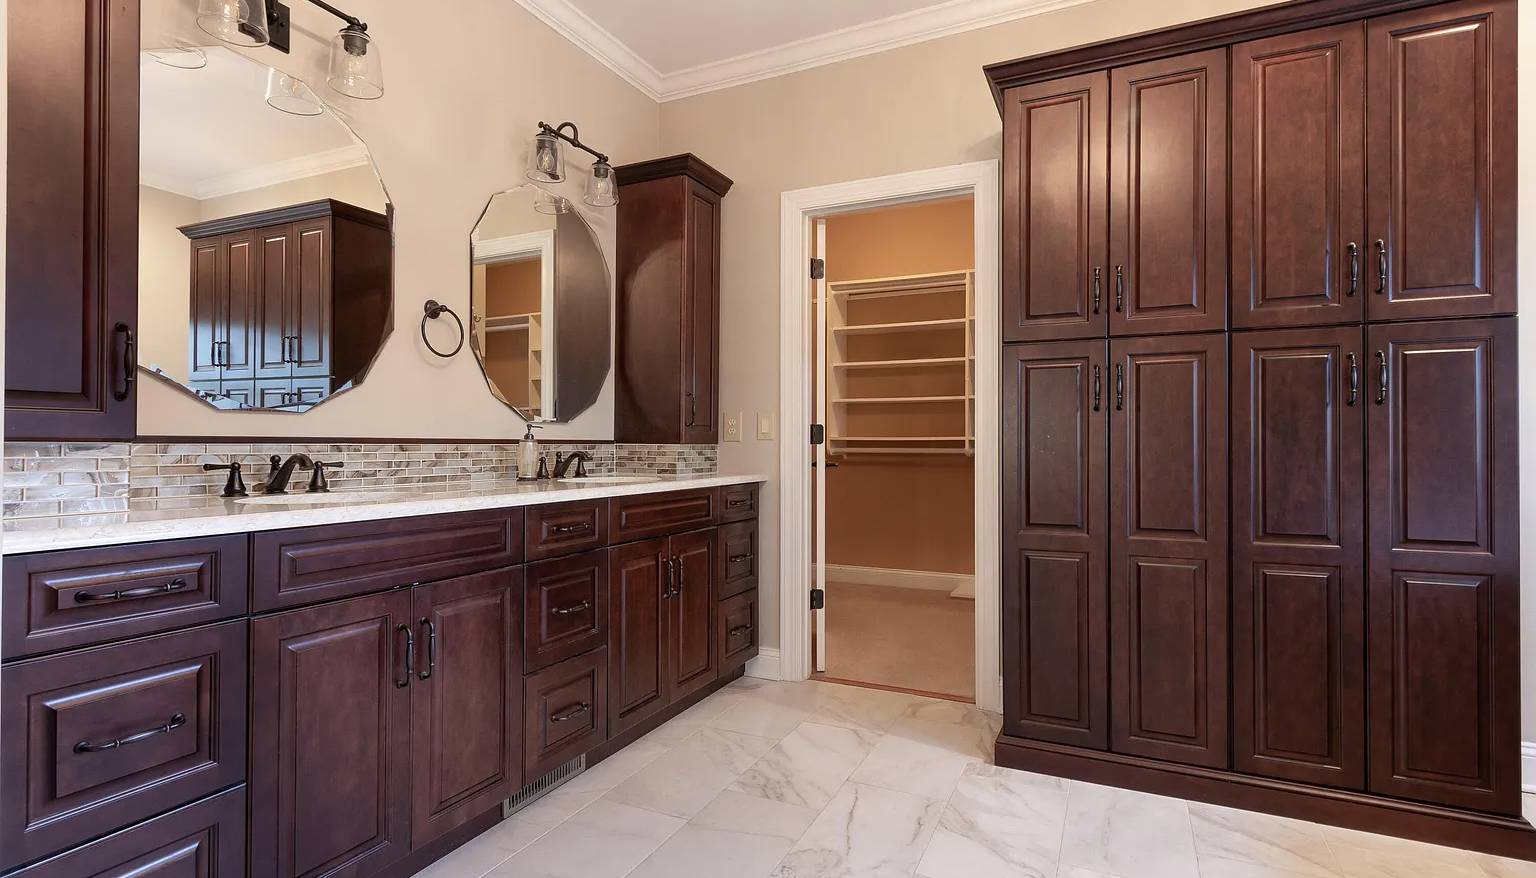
776,160 -> 1001,712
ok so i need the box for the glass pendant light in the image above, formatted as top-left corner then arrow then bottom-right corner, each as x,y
196,0 -> 269,47
527,132 -> 565,183
145,41 -> 208,69
583,160 -> 618,207
534,191 -> 572,215
265,68 -> 323,116
327,26 -> 384,100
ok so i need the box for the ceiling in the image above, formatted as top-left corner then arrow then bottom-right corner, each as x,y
514,0 -> 1095,101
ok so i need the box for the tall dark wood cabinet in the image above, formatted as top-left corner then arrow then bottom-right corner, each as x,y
4,0 -> 138,440
614,155 -> 733,444
989,0 -> 1527,858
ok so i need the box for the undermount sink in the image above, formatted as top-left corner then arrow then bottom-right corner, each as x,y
554,476 -> 656,485
235,491 -> 415,506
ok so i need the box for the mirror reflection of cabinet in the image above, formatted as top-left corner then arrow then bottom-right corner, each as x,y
180,200 -> 389,407
472,231 -> 556,418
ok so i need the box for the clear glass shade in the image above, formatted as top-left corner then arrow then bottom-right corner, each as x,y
196,0 -> 268,47
265,68 -> 323,116
584,161 -> 618,207
534,191 -> 572,215
527,132 -> 565,183
327,27 -> 384,100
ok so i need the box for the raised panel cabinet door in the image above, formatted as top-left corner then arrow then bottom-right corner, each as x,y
5,0 -> 138,440
1231,328 -> 1365,788
410,568 -> 523,849
249,590 -> 413,878
1366,318 -> 1519,814
1232,25 -> 1366,328
188,239 -> 224,382
1109,50 -> 1228,336
607,538 -> 669,736
681,183 -> 720,442
256,224 -> 296,379
1365,0 -> 1516,321
1001,340 -> 1108,749
290,218 -> 334,379
1001,72 -> 1109,342
668,529 -> 718,702
1109,333 -> 1227,767
220,230 -> 258,380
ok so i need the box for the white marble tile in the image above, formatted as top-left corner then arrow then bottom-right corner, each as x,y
771,781 -> 946,878
642,690 -> 748,745
1196,856 -> 1346,878
1058,781 -> 1199,878
414,816 -> 548,878
731,720 -> 881,810
606,726 -> 777,818
804,684 -> 920,734
1476,853 -> 1536,878
915,765 -> 1070,878
709,689 -> 823,740
1318,823 -> 1487,878
1188,802 -> 1342,877
849,716 -> 992,801
627,790 -> 819,878
901,698 -> 1003,733
486,800 -> 685,878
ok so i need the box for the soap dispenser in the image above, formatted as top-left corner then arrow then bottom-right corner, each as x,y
517,423 -> 543,480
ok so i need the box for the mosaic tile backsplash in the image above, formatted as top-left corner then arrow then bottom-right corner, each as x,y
3,442 -> 718,519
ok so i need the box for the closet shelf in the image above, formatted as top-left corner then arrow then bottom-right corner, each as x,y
829,270 -> 972,301
833,356 -> 969,370
831,435 -> 974,442
483,312 -> 537,331
833,317 -> 968,335
833,395 -> 971,405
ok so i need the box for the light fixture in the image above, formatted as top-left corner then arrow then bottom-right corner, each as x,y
525,122 -> 619,207
196,0 -> 269,46
534,192 -> 572,215
256,1 -> 385,100
145,44 -> 208,69
528,131 -> 564,183
585,160 -> 617,207
265,68 -> 323,115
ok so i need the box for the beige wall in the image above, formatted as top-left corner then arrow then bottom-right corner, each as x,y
137,0 -> 663,440
139,185 -> 201,382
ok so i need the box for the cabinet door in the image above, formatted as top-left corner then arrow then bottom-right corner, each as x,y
681,184 -> 719,443
410,569 -> 522,849
256,224 -> 295,379
250,591 -> 412,878
1366,318 -> 1519,814
607,538 -> 669,736
668,528 -> 717,702
1002,340 -> 1108,749
1108,50 -> 1227,336
1001,73 -> 1108,341
1109,333 -> 1227,767
1232,328 -> 1364,788
188,239 -> 223,382
254,378 -> 294,410
290,218 -> 333,379
1232,25 -> 1366,328
5,0 -> 137,440
221,230 -> 258,381
1365,0 -> 1516,321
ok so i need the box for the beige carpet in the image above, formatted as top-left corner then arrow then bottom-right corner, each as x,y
822,581 -> 975,700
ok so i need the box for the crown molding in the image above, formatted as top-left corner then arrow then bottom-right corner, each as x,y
141,145 -> 373,201
514,0 -> 1097,103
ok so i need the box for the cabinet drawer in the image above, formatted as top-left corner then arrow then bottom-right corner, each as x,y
2,535 -> 248,660
525,550 -> 609,673
0,621 -> 248,869
609,489 -> 718,543
716,521 -> 758,601
526,499 -> 608,561
524,649 -> 607,779
719,483 -> 759,523
718,590 -> 759,676
5,786 -> 246,878
251,508 -> 522,611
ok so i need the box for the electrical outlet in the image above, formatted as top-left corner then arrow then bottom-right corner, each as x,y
757,412 -> 776,440
723,412 -> 742,442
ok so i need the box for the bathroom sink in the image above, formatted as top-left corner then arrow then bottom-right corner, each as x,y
554,476 -> 656,485
236,491 -> 415,506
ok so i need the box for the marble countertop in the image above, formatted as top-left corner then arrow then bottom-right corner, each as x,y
1,473 -> 768,554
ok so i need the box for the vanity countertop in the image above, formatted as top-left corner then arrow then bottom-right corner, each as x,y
1,473 -> 768,555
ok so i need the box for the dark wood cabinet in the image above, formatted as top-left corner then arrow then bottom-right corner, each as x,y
1365,0 -> 1516,321
1366,318 -> 1519,814
5,0 -> 138,440
1231,25 -> 1366,328
1108,50 -> 1228,336
716,520 -> 758,601
526,500 -> 608,561
615,154 -> 733,444
668,528 -> 717,702
717,590 -> 759,676
1231,327 -> 1365,788
523,648 -> 606,779
609,488 -> 718,543
524,550 -> 608,672
1109,333 -> 1228,767
1002,72 -> 1109,342
607,538 -> 669,736
1001,340 -> 1108,749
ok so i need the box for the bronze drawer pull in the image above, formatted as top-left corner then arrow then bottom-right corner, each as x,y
1346,242 -> 1359,296
552,600 -> 591,616
728,497 -> 751,509
1374,239 -> 1387,295
75,713 -> 186,753
729,553 -> 753,564
550,702 -> 590,723
75,577 -> 188,603
549,521 -> 592,535
728,624 -> 753,639
418,618 -> 437,681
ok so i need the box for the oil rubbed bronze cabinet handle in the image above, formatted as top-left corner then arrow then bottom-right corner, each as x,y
418,618 -> 437,680
552,600 -> 591,616
549,521 -> 592,535
75,713 -> 185,753
1346,352 -> 1359,407
396,623 -> 414,688
1092,266 -> 1103,314
1114,265 -> 1125,312
550,702 -> 590,723
674,556 -> 685,594
728,496 -> 751,509
729,624 -> 753,639
1114,363 -> 1125,411
1346,242 -> 1359,297
1375,350 -> 1388,406
1374,239 -> 1387,295
1092,365 -> 1102,412
114,323 -> 136,401
661,553 -> 675,598
75,577 -> 187,603
729,552 -> 753,564
686,391 -> 697,426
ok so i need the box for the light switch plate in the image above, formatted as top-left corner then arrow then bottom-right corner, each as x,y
723,413 -> 742,442
757,412 -> 775,440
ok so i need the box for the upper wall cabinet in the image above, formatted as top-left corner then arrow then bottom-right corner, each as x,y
5,0 -> 139,440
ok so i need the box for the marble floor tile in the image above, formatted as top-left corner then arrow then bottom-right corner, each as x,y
710,689 -> 822,739
1318,823 -> 1488,878
914,764 -> 1070,878
849,716 -> 992,800
1477,853 -> 1536,878
771,781 -> 945,878
627,789 -> 820,878
1188,802 -> 1343,877
731,720 -> 881,810
605,726 -> 777,818
486,800 -> 684,878
414,816 -> 549,878
1058,780 -> 1200,878
804,684 -> 921,734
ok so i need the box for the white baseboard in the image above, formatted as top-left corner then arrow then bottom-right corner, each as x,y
1523,741 -> 1536,793
825,564 -> 975,596
745,648 -> 781,681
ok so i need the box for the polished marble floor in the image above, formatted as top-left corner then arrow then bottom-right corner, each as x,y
418,677 -> 1536,878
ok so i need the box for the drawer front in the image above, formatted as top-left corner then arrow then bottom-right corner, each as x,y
523,649 -> 607,779
251,509 -> 522,611
716,521 -> 758,601
5,786 -> 245,878
525,499 -> 608,561
0,621 -> 248,869
609,490 -> 718,544
718,590 -> 759,676
3,535 -> 249,660
720,483 -> 759,523
525,550 -> 609,673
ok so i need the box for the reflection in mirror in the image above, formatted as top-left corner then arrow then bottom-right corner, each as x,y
138,46 -> 392,412
470,185 -> 611,423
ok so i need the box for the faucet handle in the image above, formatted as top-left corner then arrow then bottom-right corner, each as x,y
308,461 -> 343,493
202,462 -> 248,498
575,456 -> 588,478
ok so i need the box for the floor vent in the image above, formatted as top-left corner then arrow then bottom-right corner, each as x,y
503,756 -> 585,818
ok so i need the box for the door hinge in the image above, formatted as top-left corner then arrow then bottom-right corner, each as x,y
809,258 -> 826,280
809,424 -> 825,445
810,588 -> 825,610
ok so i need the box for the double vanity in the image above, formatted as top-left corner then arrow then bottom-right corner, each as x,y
0,474 -> 763,877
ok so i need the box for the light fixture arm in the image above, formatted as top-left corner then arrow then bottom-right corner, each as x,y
306,0 -> 366,33
538,121 -> 609,166
265,0 -> 368,53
